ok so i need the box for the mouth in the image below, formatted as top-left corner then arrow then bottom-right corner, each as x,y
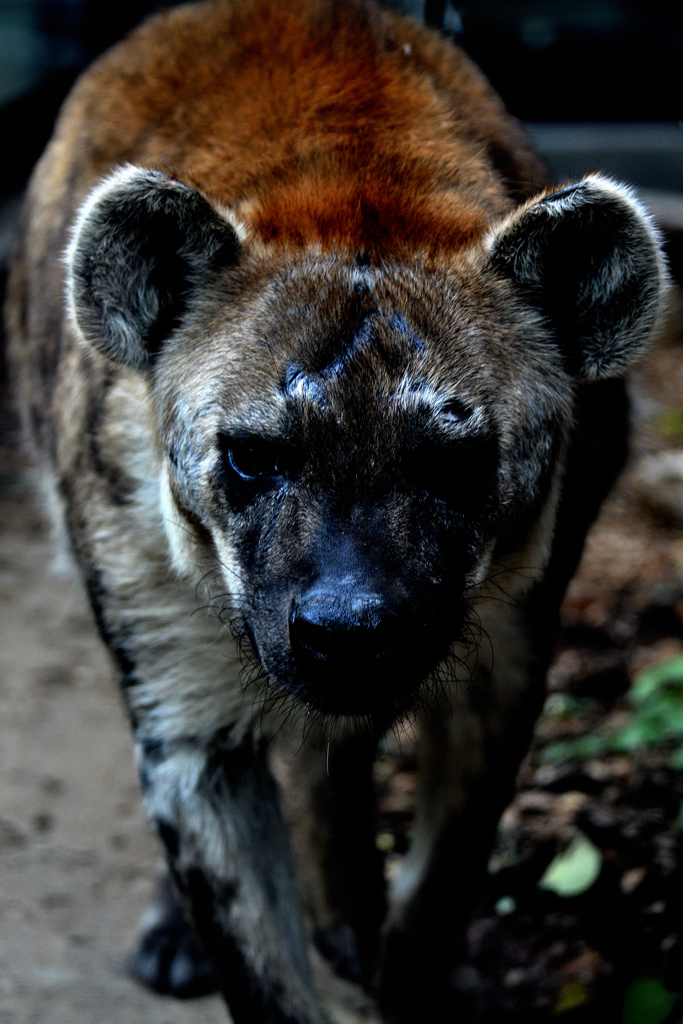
248,626 -> 462,720
287,660 -> 428,717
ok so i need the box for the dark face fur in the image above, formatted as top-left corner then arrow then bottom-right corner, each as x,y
155,252 -> 568,720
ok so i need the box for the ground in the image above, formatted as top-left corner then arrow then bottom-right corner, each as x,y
1,284 -> 683,1024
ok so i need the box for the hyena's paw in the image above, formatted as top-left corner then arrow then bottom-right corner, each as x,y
128,879 -> 217,999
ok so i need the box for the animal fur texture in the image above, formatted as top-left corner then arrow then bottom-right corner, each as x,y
5,1 -> 668,1021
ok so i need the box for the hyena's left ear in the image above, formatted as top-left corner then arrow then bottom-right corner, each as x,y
487,175 -> 668,379
67,165 -> 241,369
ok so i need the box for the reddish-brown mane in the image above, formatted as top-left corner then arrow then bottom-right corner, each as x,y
61,0 -> 545,258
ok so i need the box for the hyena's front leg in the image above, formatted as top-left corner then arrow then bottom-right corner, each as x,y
138,732 -> 324,1024
273,731 -> 387,986
378,603 -> 549,1024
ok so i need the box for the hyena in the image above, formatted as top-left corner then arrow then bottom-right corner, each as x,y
5,0 -> 667,1021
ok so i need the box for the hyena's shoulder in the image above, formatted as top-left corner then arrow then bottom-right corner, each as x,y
20,0 -> 549,255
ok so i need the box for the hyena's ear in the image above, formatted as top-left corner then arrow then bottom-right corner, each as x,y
67,166 -> 241,369
487,175 -> 667,380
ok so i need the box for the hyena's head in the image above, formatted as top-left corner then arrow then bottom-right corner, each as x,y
67,167 -> 666,720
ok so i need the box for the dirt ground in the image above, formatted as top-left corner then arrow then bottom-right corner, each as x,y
2,288 -> 683,1021
0,435 -> 229,1024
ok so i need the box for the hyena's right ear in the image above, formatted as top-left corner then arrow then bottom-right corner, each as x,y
67,166 -> 241,369
486,176 -> 667,380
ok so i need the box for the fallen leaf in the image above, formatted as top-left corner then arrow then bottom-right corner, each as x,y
538,833 -> 602,897
554,980 -> 590,1014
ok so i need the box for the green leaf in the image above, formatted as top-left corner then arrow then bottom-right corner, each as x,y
542,734 -> 608,764
665,708 -> 683,734
538,834 -> 602,897
632,656 -> 683,702
541,652 -> 683,769
622,978 -> 679,1024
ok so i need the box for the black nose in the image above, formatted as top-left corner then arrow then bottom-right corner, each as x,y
290,578 -> 397,666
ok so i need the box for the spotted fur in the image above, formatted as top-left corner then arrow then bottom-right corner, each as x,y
6,1 -> 667,1022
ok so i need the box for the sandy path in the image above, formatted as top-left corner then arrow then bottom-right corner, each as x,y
0,476 -> 226,1024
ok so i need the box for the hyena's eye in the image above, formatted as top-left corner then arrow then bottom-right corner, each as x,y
224,437 -> 285,481
440,399 -> 474,424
